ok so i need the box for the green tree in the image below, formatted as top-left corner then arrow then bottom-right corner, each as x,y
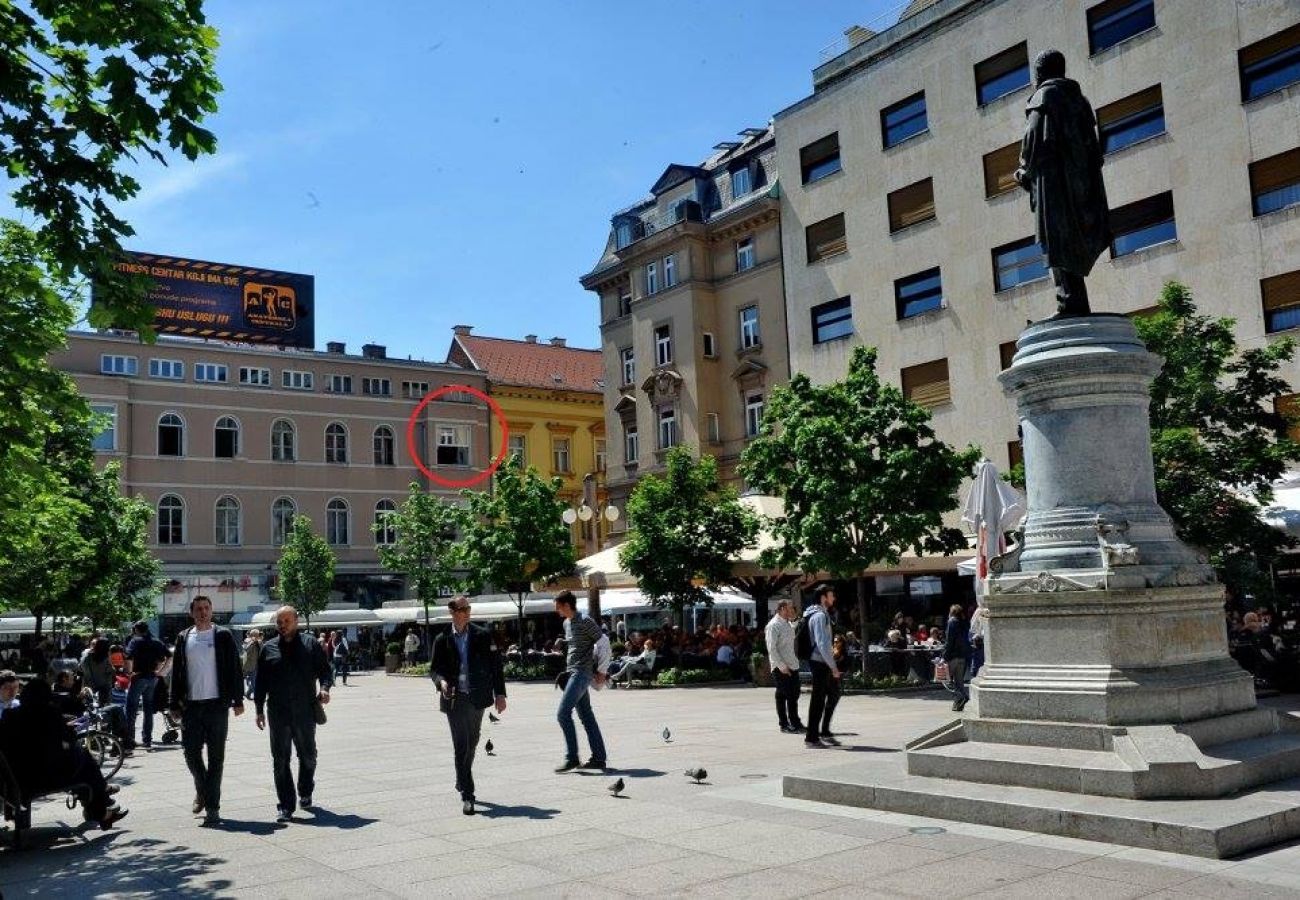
275,516 -> 336,628
460,458 -> 575,646
618,447 -> 759,658
740,345 -> 981,647
1135,281 -> 1300,598
377,482 -> 469,644
75,466 -> 161,632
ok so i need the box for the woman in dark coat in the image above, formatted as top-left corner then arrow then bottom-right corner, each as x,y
943,604 -> 973,712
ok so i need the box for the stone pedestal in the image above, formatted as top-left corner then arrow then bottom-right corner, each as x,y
784,315 -> 1300,857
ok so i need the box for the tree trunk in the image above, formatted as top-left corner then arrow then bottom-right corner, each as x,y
33,612 -> 44,640
857,576 -> 869,677
423,599 -> 431,660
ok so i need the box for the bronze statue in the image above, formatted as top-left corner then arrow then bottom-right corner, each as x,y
1014,50 -> 1111,317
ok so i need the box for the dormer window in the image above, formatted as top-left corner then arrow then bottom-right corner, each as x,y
732,165 -> 752,198
614,215 -> 643,249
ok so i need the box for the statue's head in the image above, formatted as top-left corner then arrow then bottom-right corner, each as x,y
1033,49 -> 1066,83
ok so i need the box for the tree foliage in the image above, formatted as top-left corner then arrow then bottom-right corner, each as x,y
618,447 -> 759,618
1135,281 -> 1300,597
376,482 -> 468,627
275,516 -> 336,625
740,345 -> 981,578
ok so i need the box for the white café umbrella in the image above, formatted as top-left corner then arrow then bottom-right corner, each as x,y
960,459 -> 1026,605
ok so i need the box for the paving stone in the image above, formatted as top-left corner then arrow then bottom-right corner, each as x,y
870,855 -> 1047,898
968,870 -> 1155,899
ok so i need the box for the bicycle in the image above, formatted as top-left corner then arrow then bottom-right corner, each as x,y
71,694 -> 125,780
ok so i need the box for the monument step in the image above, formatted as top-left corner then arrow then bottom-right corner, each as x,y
908,739 -> 1134,795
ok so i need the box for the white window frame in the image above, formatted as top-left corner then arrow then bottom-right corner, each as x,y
363,377 -> 392,396
194,362 -> 228,383
436,424 -> 471,467
402,381 -> 429,399
373,425 -> 396,466
283,370 -> 314,390
745,393 -> 765,438
617,285 -> 632,316
325,422 -> 349,464
148,358 -> 184,380
100,354 -> 138,376
732,165 -> 752,198
658,407 -> 677,450
645,261 -> 658,295
624,425 -> 639,464
702,333 -> 717,359
595,438 -> 607,473
214,415 -> 240,459
271,497 -> 296,546
90,403 -> 117,452
326,497 -> 350,546
620,348 -> 635,385
663,254 -> 676,288
214,496 -> 241,546
157,412 -> 185,457
157,494 -> 185,545
374,500 -> 398,546
239,366 -> 271,387
552,437 -> 571,473
736,238 -> 755,273
655,325 -> 672,367
508,434 -> 527,463
271,419 -> 296,462
740,306 -> 761,349
327,374 -> 353,394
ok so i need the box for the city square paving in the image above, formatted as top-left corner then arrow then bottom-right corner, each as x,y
6,674 -> 1300,898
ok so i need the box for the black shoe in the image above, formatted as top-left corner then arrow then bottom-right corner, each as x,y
462,800 -> 475,815
780,725 -> 800,734
955,698 -> 968,712
192,794 -> 205,815
578,758 -> 608,771
100,806 -> 129,830
790,722 -> 807,731
202,810 -> 221,826
276,806 -> 292,822
554,759 -> 580,773
822,736 -> 843,747
804,738 -> 826,748
299,795 -> 313,808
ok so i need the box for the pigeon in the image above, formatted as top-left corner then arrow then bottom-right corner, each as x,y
488,712 -> 500,724
685,768 -> 707,784
662,727 -> 672,743
608,778 -> 625,797
485,739 -> 495,756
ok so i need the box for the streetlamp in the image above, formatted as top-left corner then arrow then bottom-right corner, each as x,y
562,472 -> 621,623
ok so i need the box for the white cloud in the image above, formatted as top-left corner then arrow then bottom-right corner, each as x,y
127,150 -> 249,212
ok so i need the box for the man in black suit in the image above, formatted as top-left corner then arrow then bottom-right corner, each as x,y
431,597 -> 506,816
169,595 -> 246,825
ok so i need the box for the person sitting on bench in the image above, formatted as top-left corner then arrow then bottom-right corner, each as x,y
610,639 -> 657,685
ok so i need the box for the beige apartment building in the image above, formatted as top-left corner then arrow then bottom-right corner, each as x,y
776,0 -> 1300,492
54,331 -> 491,634
580,125 -> 791,533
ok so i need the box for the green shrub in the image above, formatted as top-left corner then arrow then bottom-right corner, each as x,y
399,663 -> 430,677
842,672 -> 911,691
655,667 -> 733,686
503,661 -> 549,681
385,642 -> 401,655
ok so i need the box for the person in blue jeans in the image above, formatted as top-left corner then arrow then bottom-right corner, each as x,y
124,620 -> 171,749
552,591 -> 608,772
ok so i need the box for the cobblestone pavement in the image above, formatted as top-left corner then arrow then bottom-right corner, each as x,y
5,674 -> 1300,898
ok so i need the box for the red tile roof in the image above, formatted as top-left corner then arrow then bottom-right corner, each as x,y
453,334 -> 604,393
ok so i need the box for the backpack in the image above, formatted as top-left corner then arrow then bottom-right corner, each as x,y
795,611 -> 814,661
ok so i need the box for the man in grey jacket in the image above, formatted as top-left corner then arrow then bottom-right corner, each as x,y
553,591 -> 608,772
803,585 -> 841,747
765,601 -> 804,733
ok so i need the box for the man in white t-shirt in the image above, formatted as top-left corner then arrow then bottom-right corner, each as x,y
404,630 -> 421,667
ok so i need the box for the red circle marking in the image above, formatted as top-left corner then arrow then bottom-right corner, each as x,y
405,384 -> 509,489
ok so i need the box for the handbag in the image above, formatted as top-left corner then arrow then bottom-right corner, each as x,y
313,698 -> 328,725
932,658 -> 950,684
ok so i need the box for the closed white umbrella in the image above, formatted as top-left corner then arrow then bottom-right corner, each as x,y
960,459 -> 1026,604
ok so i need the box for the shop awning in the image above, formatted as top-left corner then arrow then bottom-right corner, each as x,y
237,609 -> 384,630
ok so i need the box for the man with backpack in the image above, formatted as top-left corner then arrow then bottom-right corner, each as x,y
331,631 -> 350,686
799,584 -> 841,747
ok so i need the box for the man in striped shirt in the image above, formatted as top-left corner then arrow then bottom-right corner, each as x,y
553,591 -> 608,772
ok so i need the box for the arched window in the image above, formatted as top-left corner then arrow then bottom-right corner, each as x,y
374,499 -> 397,545
373,425 -> 395,466
271,497 -> 296,546
214,416 -> 239,459
158,413 -> 184,456
325,422 -> 348,464
215,496 -> 241,545
271,419 -> 296,462
157,494 -> 185,544
326,498 -> 350,546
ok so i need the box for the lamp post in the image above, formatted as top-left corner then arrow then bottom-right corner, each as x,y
562,472 -> 621,622
846,522 -> 870,676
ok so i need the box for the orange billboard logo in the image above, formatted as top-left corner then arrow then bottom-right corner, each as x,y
243,283 -> 296,331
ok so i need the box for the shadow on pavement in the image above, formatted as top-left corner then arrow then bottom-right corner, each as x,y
211,817 -> 280,836
0,831 -> 234,897
577,768 -> 665,778
474,802 -> 561,820
291,807 -> 377,830
839,745 -> 900,753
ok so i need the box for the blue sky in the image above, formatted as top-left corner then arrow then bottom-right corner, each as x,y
112,1 -> 900,361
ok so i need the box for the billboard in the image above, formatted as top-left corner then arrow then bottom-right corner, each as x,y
103,251 -> 315,348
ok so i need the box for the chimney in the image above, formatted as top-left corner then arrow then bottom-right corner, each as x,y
524,334 -> 537,343
452,325 -> 472,336
549,337 -> 567,348
326,341 -> 346,354
845,25 -> 875,47
361,343 -> 386,359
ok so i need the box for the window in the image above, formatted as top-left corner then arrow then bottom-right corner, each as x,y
215,496 -> 240,546
645,261 -> 659,295
1263,271 -> 1300,334
436,425 -> 470,466
100,354 -> 137,376
403,381 -> 430,399
740,306 -> 761,349
901,358 -> 952,408
283,369 -> 313,390
620,348 -> 635,385
272,497 -> 296,547
663,255 -> 676,289
552,437 -> 571,473
325,422 -> 348,464
983,142 -> 1021,198
363,377 -> 392,396
975,42 -> 1030,106
805,213 -> 847,263
702,333 -> 717,358
654,325 -> 672,366
508,433 -> 526,463
706,412 -> 721,443
811,297 -> 853,344
615,219 -> 638,249
881,92 -> 928,149
271,419 -> 296,462
745,393 -> 764,438
992,237 -> 1049,292
239,366 -> 270,387
214,416 -> 239,458
735,237 -> 755,272
374,499 -> 398,546
887,178 -> 936,232
327,374 -> 353,394
195,363 -> 227,383
800,132 -> 841,184
90,404 -> 116,451
1240,23 -> 1300,102
148,358 -> 183,380
157,495 -> 184,545
374,425 -> 395,465
1110,191 -> 1176,257
617,285 -> 632,317
1250,148 -> 1300,217
1097,85 -> 1165,154
157,413 -> 184,456
1277,395 -> 1300,443
731,164 -> 752,197
624,425 -> 639,464
999,341 -> 1018,371
658,408 -> 677,449
1007,440 -> 1024,472
594,439 -> 607,473
326,498 -> 350,546
895,268 -> 945,319
1087,0 -> 1155,55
